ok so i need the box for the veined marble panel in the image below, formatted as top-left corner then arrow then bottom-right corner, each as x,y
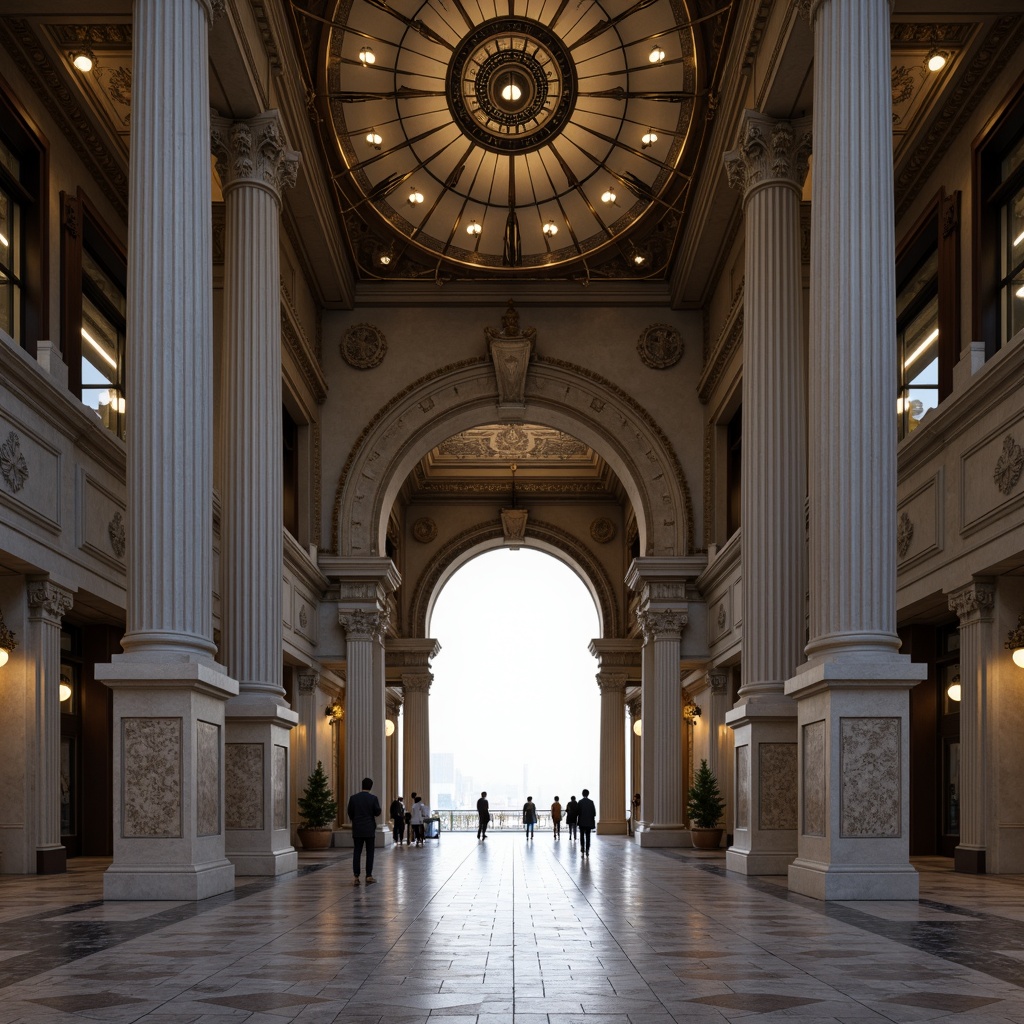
802,721 -> 826,837
122,718 -> 182,838
759,742 -> 797,830
196,721 -> 220,836
226,743 -> 264,830
273,744 -> 288,831
841,717 -> 901,838
736,744 -> 750,828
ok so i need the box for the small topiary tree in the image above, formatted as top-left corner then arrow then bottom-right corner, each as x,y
297,761 -> 338,829
687,759 -> 725,828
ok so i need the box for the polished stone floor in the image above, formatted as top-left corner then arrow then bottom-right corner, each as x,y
1,836 -> 1024,1023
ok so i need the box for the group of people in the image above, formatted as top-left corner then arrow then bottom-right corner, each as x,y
387,794 -> 432,846
479,790 -> 596,856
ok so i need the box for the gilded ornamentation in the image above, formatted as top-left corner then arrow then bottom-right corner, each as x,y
758,743 -> 798,830
590,517 -> 616,544
340,323 -> 387,369
436,425 -> 588,460
0,431 -> 29,492
108,511 -> 126,558
122,718 -> 182,838
840,717 -> 901,838
802,720 -> 826,837
994,434 -> 1024,496
413,517 -> 438,543
636,323 -> 684,370
196,721 -> 220,837
225,743 -> 264,830
896,511 -> 914,559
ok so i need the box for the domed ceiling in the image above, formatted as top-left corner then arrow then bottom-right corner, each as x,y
294,0 -> 735,282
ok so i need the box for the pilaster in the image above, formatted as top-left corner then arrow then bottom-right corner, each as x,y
948,580 -> 995,874
26,579 -> 74,874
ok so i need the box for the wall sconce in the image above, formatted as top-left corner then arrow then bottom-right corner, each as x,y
946,672 -> 961,702
683,701 -> 702,722
1007,613 -> 1024,668
385,718 -> 396,737
0,609 -> 17,667
325,699 -> 344,722
632,718 -> 642,737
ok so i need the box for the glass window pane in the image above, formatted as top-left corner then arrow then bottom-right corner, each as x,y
0,136 -> 19,180
83,247 -> 126,318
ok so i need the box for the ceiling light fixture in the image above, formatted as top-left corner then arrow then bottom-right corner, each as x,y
408,186 -> 424,205
649,44 -> 666,63
601,186 -> 617,204
1007,614 -> 1024,668
633,253 -> 646,266
59,672 -> 73,703
0,608 -> 17,668
683,700 -> 702,721
379,253 -> 392,265
466,220 -> 482,236
365,129 -> 382,149
325,699 -> 344,721
358,45 -> 375,65
641,128 -> 658,149
71,48 -> 95,73
501,76 -> 522,103
926,49 -> 947,72
542,220 -> 558,237
946,672 -> 961,702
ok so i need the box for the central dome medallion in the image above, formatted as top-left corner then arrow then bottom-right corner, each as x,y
446,18 -> 577,154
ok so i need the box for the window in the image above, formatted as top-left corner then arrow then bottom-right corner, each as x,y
0,79 -> 47,351
61,190 -> 127,440
895,189 -> 960,441
283,404 -> 299,538
973,74 -> 1024,356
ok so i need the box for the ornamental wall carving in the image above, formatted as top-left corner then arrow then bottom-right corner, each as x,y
108,511 -> 126,558
994,435 -> 1024,496
636,324 -> 684,369
0,431 -> 29,492
340,323 -> 388,369
896,511 -> 914,559
412,517 -> 437,543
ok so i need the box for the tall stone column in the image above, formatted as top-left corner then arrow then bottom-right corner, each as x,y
386,694 -> 402,805
723,110 -> 810,876
786,0 -> 927,901
627,558 -> 694,847
213,110 -> 299,877
627,697 -> 641,824
595,672 -> 627,834
402,674 -> 432,808
26,579 -> 74,874
948,580 -> 994,874
95,0 -> 238,902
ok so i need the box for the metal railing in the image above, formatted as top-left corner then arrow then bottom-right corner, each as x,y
432,809 -> 561,832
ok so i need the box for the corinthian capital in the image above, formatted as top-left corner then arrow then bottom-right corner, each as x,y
200,0 -> 227,22
637,608 -> 687,642
596,672 -> 628,693
211,110 -> 300,199
724,111 -> 812,200
26,579 -> 74,622
402,672 -> 432,694
340,608 -> 388,641
948,580 -> 995,623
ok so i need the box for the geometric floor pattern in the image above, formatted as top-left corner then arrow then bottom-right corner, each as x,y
2,837 -> 1024,1022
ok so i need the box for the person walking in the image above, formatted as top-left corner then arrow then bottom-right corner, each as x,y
410,795 -> 428,845
550,796 -> 562,839
629,792 -> 640,837
565,795 -> 579,841
347,777 -> 381,884
389,795 -> 406,845
522,796 -> 538,839
477,791 -> 490,840
577,788 -> 597,857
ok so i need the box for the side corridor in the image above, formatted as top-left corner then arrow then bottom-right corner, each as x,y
1,838 -> 1024,1023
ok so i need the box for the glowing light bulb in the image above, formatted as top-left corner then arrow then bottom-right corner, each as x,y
542,220 -> 558,237
641,129 -> 658,149
379,253 -> 392,265
927,50 -> 947,72
59,681 -> 72,702
358,46 -> 375,65
601,186 -> 616,204
649,45 -> 665,63
366,130 -> 382,148
946,682 -> 961,702
633,253 -> 646,266
408,186 -> 424,205
72,51 -> 93,73
466,220 -> 481,236
501,79 -> 522,102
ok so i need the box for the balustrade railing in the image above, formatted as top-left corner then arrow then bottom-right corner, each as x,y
430,809 -> 559,832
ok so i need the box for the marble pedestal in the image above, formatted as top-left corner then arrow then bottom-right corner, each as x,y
726,698 -> 798,875
98,658 -> 238,901
785,656 -> 926,900
634,825 -> 692,847
225,696 -> 299,876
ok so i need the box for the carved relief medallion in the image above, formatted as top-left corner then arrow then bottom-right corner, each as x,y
108,511 -> 126,558
0,431 -> 29,492
896,511 -> 913,558
341,323 -> 387,369
413,517 -> 438,543
994,434 -> 1024,496
636,323 -> 684,369
590,517 -> 616,544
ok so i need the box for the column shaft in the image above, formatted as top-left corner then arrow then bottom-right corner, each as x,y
596,674 -> 627,834
343,624 -> 386,817
402,676 -> 432,807
642,621 -> 685,829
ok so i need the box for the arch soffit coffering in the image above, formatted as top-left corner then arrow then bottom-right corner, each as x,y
331,356 -> 695,560
408,519 -> 620,640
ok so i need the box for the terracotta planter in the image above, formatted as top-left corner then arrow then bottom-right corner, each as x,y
690,827 -> 723,850
297,827 -> 333,850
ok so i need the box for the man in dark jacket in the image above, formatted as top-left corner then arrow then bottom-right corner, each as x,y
565,796 -> 579,841
476,791 -> 490,840
347,777 -> 382,884
577,788 -> 597,857
389,795 -> 405,845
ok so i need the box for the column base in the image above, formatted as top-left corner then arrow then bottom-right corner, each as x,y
955,846 -> 986,874
36,845 -> 66,874
230,849 -> 299,876
597,821 -> 627,835
726,847 -> 795,876
788,857 -> 919,901
634,825 -> 692,847
104,860 -> 236,901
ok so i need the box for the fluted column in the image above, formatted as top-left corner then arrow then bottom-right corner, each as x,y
386,695 -> 402,805
596,672 -> 627,834
948,580 -> 994,873
627,698 -> 641,824
402,674 -> 432,808
785,0 -> 927,901
26,579 -> 73,874
213,111 -> 300,877
723,110 -> 810,876
95,0 -> 238,902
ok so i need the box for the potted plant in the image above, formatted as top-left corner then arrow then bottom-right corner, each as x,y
296,761 -> 338,850
687,759 -> 725,850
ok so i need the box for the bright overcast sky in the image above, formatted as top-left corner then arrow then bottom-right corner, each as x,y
426,547 -> 602,812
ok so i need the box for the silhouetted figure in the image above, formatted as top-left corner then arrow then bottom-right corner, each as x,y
390,795 -> 405,845
477,791 -> 490,840
565,796 -> 579,840
347,777 -> 381,884
523,796 -> 537,839
551,796 -> 562,839
577,788 -> 597,857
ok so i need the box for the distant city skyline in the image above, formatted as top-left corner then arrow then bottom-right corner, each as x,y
425,548 -> 602,811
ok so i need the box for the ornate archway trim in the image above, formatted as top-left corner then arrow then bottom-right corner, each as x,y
407,518 -> 621,639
